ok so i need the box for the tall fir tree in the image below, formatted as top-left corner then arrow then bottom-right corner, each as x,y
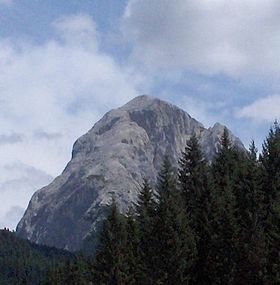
63,259 -> 88,285
260,122 -> 280,284
233,141 -> 266,284
124,207 -> 140,285
92,197 -> 128,285
153,158 -> 197,285
135,179 -> 156,285
178,135 -> 212,285
209,127 -> 238,285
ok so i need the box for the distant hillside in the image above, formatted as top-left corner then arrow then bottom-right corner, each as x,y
0,229 -> 73,285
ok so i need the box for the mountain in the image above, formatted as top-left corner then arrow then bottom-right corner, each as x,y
16,95 -> 245,251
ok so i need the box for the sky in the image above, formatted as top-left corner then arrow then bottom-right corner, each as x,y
1,0 -> 280,229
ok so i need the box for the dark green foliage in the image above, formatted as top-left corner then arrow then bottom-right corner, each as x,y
178,135 -> 209,217
124,208 -> 140,285
153,158 -> 197,285
92,197 -> 128,284
178,135 -> 212,285
44,254 -> 92,285
232,141 -> 266,284
4,124 -> 280,284
0,228 -> 72,285
135,179 -> 156,227
260,122 -> 280,283
208,128 -> 239,284
135,179 -> 156,284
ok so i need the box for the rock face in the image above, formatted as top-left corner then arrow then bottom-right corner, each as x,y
16,95 -> 245,251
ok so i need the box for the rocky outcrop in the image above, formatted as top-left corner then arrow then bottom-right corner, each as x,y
16,95 -> 245,251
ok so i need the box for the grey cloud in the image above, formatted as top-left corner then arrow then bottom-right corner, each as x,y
1,206 -> 25,230
0,14 -> 140,231
0,173 -> 52,193
0,133 -> 23,145
122,0 -> 280,77
0,162 -> 53,229
33,130 -> 63,141
2,162 -> 53,187
236,95 -> 280,122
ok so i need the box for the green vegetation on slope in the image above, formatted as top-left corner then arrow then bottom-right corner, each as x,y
0,229 -> 73,284
2,123 -> 280,284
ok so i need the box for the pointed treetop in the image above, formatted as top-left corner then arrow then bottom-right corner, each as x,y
249,140 -> 258,161
157,156 -> 176,193
221,127 -> 231,150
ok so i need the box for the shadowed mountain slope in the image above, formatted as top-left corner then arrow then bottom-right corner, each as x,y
17,95 -> 244,251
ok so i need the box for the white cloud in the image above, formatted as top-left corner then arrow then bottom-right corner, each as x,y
53,14 -> 98,49
2,206 -> 25,230
0,14 -> 142,228
33,130 -> 62,141
176,95 -> 226,127
236,95 -> 280,121
0,162 -> 52,229
0,14 -> 140,174
0,132 -> 23,144
122,0 -> 280,77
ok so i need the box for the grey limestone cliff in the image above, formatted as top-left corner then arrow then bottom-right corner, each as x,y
16,95 -> 244,251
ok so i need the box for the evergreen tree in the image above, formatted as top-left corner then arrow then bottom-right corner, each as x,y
73,254 -> 91,285
233,141 -> 266,284
92,197 -> 128,285
260,122 -> 280,283
8,124 -> 280,285
178,135 -> 212,285
0,229 -> 72,285
153,158 -> 197,285
44,263 -> 67,285
63,260 -> 82,285
209,127 -> 238,284
135,179 -> 156,285
124,207 -> 140,285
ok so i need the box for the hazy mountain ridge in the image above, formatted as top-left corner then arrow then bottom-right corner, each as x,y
17,95 -> 245,251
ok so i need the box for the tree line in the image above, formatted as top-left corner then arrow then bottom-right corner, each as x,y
44,123 -> 280,284
0,228 -> 73,285
2,124 -> 280,284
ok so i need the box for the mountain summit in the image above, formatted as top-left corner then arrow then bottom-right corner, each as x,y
17,95 -> 244,251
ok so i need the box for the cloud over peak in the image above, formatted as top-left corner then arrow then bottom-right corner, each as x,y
122,0 -> 280,77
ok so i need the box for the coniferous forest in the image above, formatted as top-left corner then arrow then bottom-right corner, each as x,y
2,123 -> 280,284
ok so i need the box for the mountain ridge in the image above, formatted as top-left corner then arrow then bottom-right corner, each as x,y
17,95 -> 245,251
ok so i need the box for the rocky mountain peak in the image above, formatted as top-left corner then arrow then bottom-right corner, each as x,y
120,94 -> 187,114
17,95 -> 245,251
121,94 -> 158,110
